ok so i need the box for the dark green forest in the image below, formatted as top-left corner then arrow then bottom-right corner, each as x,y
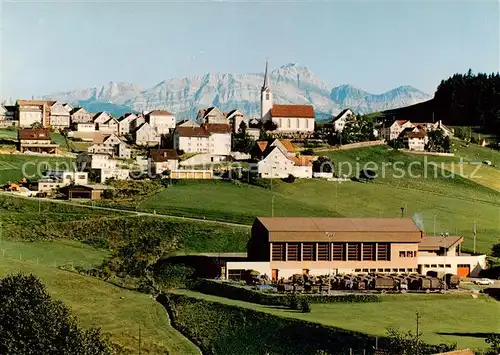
434,70 -> 500,134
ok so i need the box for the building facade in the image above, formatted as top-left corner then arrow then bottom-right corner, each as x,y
147,110 -> 176,135
49,102 -> 70,129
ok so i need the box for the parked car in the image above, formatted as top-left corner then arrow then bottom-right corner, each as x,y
473,278 -> 494,285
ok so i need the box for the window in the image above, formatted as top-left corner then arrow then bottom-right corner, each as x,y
362,243 -> 376,261
355,269 -> 361,272
347,243 -> 361,261
392,268 -> 398,272
399,268 -> 405,272
302,243 -> 316,261
271,243 -> 286,261
362,268 -> 369,272
287,243 -> 300,261
377,243 -> 390,261
228,269 -> 245,281
438,264 -> 445,268
317,243 -> 330,261
384,268 -> 391,272
399,251 -> 406,258
306,119 -> 309,129
332,243 -> 345,261
287,119 -> 291,128
266,92 -> 269,100
378,268 -> 384,272
78,174 -> 86,180
431,264 -> 437,268
424,264 -> 430,268
296,118 -> 300,128
445,264 -> 451,268
369,268 -> 376,272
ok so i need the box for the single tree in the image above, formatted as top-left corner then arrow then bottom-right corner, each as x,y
491,243 -> 500,258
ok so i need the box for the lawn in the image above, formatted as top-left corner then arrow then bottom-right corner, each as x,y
172,289 -> 499,351
0,239 -> 199,355
443,163 -> 500,192
0,153 -> 75,184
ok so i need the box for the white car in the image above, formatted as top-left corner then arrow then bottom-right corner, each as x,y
473,278 -> 494,285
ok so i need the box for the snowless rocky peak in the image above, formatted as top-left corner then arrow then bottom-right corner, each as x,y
43,64 -> 431,119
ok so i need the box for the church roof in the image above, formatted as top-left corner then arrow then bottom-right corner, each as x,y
271,104 -> 315,119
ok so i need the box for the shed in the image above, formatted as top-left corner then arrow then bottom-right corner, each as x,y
61,184 -> 110,200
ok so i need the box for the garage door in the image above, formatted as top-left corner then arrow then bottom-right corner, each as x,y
457,264 -> 470,277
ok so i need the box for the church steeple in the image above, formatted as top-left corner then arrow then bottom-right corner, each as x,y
260,59 -> 273,121
262,58 -> 269,91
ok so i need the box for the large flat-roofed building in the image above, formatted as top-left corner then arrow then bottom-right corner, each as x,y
241,217 -> 422,280
226,217 -> 487,280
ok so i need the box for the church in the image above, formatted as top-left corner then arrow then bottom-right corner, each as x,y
260,61 -> 316,136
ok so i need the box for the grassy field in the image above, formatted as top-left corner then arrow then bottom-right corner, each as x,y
0,239 -> 199,354
173,289 -> 499,351
443,163 -> 500,192
0,154 -> 75,184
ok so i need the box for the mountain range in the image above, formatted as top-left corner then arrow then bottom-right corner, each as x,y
43,63 -> 431,120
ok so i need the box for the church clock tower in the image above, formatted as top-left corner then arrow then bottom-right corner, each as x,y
260,59 -> 273,121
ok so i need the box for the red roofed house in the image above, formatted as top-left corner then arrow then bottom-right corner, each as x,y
260,61 -> 315,136
381,120 -> 415,141
255,139 -> 313,179
173,122 -> 232,155
403,130 -> 428,151
17,129 -> 59,154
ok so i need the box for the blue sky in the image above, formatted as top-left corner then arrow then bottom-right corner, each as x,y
1,0 -> 499,99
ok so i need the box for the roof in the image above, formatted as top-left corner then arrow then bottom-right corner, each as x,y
271,104 -> 315,119
148,110 -> 174,116
71,107 -> 89,115
17,99 -> 56,107
150,149 -> 179,162
175,126 -> 210,138
405,131 -> 427,139
289,156 -> 313,167
396,120 -> 409,125
18,129 -> 51,140
205,123 -> 232,134
419,236 -> 463,251
279,139 -> 295,153
256,139 -> 295,155
333,108 -> 354,121
256,141 -> 268,153
432,350 -> 474,355
256,217 -> 421,233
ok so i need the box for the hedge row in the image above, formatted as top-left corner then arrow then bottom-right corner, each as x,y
159,293 -> 447,355
190,279 -> 381,306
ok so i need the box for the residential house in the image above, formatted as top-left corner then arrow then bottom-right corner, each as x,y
87,134 -> 131,159
75,123 -> 95,132
93,112 -> 111,125
173,123 -> 232,155
331,108 -> 356,133
117,113 -> 137,136
173,126 -> 210,154
130,114 -> 146,132
259,61 -> 315,135
42,170 -> 88,185
0,105 -> 17,126
149,149 -> 179,175
403,130 -> 427,151
16,100 -> 54,127
147,110 -> 176,135
70,107 -> 93,124
17,129 -> 59,154
62,103 -> 73,112
252,138 -> 295,160
76,152 -> 129,183
49,102 -> 70,129
97,117 -> 119,135
177,119 -> 199,127
382,120 -> 415,141
197,107 -> 229,125
134,122 -> 161,146
226,110 -> 261,140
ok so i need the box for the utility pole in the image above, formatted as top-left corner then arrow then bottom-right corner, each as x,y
433,213 -> 438,236
400,207 -> 405,218
415,312 -> 421,355
271,195 -> 275,217
38,198 -> 41,214
138,325 -> 141,355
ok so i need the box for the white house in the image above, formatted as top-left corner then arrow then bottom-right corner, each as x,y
173,124 -> 232,155
130,114 -> 146,132
147,110 -> 176,135
260,61 -> 315,135
76,152 -> 129,183
331,108 -> 355,133
255,139 -> 313,179
16,100 -> 53,128
197,107 -> 229,125
135,122 -> 161,146
93,112 -> 111,125
149,149 -> 179,175
76,123 -> 95,132
42,170 -> 88,185
382,120 -> 415,141
117,113 -> 137,136
49,102 -> 70,129
97,117 -> 119,135
70,107 -> 93,124
62,103 -> 73,112
403,130 -> 428,151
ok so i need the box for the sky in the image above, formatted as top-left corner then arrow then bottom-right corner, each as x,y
1,0 -> 499,100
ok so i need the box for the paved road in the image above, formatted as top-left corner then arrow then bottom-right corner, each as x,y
0,192 -> 251,229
